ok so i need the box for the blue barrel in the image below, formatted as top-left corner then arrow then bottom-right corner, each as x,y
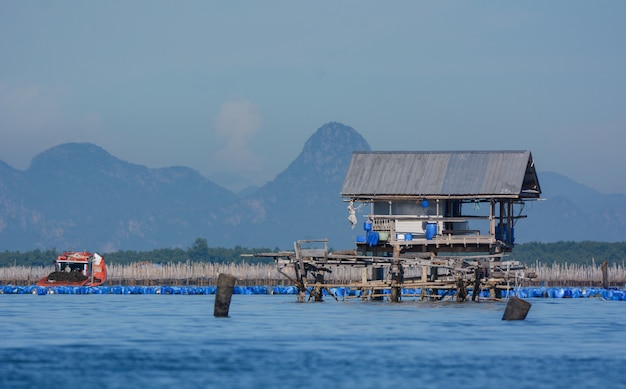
364,222 -> 372,231
426,222 -> 437,240
367,231 -> 379,246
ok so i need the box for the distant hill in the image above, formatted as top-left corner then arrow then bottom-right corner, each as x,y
221,121 -> 371,249
0,122 -> 624,252
0,143 -> 239,251
520,171 -> 626,243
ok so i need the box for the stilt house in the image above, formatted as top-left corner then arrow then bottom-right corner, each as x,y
341,151 -> 541,256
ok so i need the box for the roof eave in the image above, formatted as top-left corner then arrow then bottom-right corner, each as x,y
342,193 -> 532,201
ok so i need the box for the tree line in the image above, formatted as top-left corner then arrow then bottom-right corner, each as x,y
511,241 -> 626,265
0,238 -> 277,267
0,239 -> 625,267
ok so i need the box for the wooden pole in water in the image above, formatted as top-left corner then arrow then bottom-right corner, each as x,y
214,273 -> 237,317
313,273 -> 324,302
390,261 -> 403,302
471,267 -> 481,302
502,296 -> 531,320
457,278 -> 467,302
601,260 -> 608,289
372,266 -> 384,301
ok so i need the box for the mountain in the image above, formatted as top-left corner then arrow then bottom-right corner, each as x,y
0,123 -> 371,252
0,122 -> 624,252
221,121 -> 371,249
519,171 -> 626,243
0,143 -> 240,251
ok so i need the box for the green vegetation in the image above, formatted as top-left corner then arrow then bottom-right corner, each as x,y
1,239 -> 625,267
0,238 -> 277,267
511,241 -> 626,265
0,248 -> 59,267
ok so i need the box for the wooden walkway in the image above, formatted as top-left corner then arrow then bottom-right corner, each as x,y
250,239 -> 535,302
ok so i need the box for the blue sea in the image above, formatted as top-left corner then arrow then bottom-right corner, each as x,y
1,293 -> 625,389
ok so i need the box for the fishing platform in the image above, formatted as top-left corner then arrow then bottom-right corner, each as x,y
254,151 -> 542,302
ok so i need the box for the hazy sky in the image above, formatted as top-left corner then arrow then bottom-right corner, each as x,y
1,1 -> 625,193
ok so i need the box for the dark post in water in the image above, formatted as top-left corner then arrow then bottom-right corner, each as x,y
502,296 -> 531,321
214,273 -> 237,317
601,260 -> 608,289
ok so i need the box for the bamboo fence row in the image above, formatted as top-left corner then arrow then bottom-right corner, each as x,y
1,261 -> 626,287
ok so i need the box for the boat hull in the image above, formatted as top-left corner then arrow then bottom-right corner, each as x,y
35,277 -> 106,287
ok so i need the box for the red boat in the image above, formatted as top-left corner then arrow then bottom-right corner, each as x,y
36,251 -> 107,287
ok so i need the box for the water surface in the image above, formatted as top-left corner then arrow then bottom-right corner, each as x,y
1,294 -> 624,388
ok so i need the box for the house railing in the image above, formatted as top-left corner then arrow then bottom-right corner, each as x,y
365,214 -> 497,247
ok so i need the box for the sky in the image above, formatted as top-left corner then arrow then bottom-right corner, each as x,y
1,1 -> 625,194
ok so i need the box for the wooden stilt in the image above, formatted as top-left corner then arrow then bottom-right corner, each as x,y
471,267 -> 481,302
372,266 -> 384,301
457,278 -> 467,302
390,259 -> 403,303
312,273 -> 324,302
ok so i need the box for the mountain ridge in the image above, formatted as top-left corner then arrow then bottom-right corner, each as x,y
0,122 -> 624,252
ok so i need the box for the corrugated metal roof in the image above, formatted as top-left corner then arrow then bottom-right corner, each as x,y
341,151 -> 539,198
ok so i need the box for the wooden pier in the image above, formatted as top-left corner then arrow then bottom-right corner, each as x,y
252,239 -> 535,302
